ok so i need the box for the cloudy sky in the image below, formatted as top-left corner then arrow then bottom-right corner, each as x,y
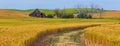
0,0 -> 119,10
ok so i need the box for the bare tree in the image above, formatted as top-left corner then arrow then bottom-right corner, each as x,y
76,4 -> 82,14
62,6 -> 67,16
90,3 -> 97,16
75,4 -> 90,18
54,8 -> 60,17
98,8 -> 104,18
90,3 -> 104,18
75,4 -> 86,18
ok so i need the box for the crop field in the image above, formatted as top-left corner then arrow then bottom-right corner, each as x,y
0,18 -> 103,46
93,10 -> 120,18
0,9 -> 120,46
84,23 -> 120,46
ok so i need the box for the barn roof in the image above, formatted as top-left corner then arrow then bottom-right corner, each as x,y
29,9 -> 46,18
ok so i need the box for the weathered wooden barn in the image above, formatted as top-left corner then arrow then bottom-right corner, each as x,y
29,9 -> 46,18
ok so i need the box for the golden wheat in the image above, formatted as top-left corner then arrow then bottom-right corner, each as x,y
0,18 -> 100,46
85,23 -> 120,46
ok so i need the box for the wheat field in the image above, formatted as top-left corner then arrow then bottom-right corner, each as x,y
0,9 -> 120,46
0,17 -> 105,46
84,23 -> 120,46
93,10 -> 120,18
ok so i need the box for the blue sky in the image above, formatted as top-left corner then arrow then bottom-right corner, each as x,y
0,0 -> 119,10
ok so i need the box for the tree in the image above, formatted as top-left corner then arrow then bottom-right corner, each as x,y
62,6 -> 67,16
76,4 -> 91,18
90,3 -> 97,16
98,8 -> 104,18
54,8 -> 60,17
90,3 -> 104,18
76,4 -> 81,14
76,4 -> 86,18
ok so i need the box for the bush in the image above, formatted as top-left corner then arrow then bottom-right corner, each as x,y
47,14 -> 53,18
88,15 -> 92,18
78,13 -> 85,18
78,13 -> 92,19
61,14 -> 74,18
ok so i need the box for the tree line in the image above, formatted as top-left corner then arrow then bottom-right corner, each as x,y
47,4 -> 104,19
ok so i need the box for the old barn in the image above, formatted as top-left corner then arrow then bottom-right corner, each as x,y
29,9 -> 46,18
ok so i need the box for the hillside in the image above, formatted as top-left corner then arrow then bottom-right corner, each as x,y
93,10 -> 120,18
0,9 -> 29,18
0,9 -> 120,18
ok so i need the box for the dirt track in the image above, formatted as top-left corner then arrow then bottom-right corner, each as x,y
25,24 -> 101,46
49,30 -> 85,46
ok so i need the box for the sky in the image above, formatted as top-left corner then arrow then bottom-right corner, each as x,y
0,0 -> 119,10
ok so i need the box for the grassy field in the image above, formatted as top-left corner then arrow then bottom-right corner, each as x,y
0,9 -> 120,46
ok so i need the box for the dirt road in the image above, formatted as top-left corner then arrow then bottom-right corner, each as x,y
50,30 -> 85,46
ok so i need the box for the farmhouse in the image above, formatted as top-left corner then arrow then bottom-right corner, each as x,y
29,9 -> 46,18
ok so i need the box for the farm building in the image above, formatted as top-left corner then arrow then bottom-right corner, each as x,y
29,9 -> 46,18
